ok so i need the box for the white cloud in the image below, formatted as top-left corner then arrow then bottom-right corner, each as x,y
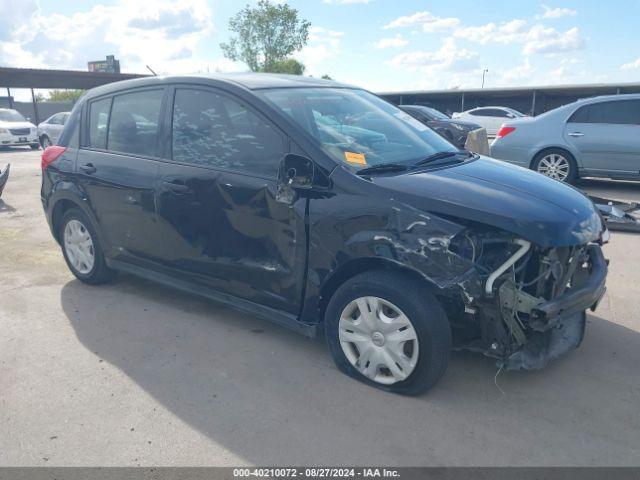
0,0 -> 214,74
523,26 -> 585,55
454,20 -> 585,55
296,26 -> 344,76
386,38 -> 479,73
375,35 -> 409,49
383,11 -> 460,32
540,5 -> 578,19
621,58 -> 640,70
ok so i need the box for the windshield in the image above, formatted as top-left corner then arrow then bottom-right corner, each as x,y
0,109 -> 27,122
259,88 -> 457,168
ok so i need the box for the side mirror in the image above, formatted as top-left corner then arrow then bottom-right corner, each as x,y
279,153 -> 315,189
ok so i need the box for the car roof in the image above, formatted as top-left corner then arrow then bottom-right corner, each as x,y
575,93 -> 640,103
81,73 -> 356,100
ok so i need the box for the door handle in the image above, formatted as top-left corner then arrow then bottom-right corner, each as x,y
162,180 -> 191,193
568,132 -> 585,137
79,163 -> 96,174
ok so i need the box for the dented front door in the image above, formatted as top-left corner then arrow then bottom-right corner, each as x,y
155,164 -> 307,313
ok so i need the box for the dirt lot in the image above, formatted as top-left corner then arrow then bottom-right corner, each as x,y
1,148 -> 639,466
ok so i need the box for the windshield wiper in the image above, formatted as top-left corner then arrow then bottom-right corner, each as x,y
412,151 -> 461,167
356,163 -> 409,176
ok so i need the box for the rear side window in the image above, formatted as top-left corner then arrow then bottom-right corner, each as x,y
88,98 -> 111,149
171,88 -> 284,177
568,100 -> 640,125
107,89 -> 163,156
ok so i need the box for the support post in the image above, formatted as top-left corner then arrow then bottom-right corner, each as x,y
31,87 -> 39,124
7,87 -> 13,109
461,92 -> 465,112
531,90 -> 537,116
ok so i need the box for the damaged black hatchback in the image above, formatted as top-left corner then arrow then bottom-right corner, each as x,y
41,74 -> 608,394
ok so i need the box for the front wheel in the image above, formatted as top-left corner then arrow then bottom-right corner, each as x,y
325,270 -> 451,395
532,149 -> 577,183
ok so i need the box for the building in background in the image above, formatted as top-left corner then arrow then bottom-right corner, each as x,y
87,55 -> 120,74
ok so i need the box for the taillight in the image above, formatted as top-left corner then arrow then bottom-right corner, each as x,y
41,146 -> 67,170
496,126 -> 516,139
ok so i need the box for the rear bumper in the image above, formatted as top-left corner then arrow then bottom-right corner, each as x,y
502,244 -> 607,370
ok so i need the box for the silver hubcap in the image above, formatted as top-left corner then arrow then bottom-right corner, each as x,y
339,296 -> 419,385
63,219 -> 95,274
538,154 -> 570,181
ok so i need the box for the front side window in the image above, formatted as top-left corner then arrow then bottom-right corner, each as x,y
107,89 -> 163,156
259,88 -> 456,168
172,88 -> 284,177
88,97 -> 111,149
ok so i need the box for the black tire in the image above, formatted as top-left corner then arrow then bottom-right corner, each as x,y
58,208 -> 114,284
30,143 -> 40,150
324,270 -> 451,395
531,148 -> 577,184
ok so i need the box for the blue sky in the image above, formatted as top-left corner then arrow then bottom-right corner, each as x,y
3,0 -> 640,95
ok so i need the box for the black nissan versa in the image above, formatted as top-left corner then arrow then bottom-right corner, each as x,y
41,74 -> 608,395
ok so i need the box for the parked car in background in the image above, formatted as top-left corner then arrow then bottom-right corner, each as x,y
41,74 -> 607,395
38,112 -> 70,147
399,105 -> 481,148
490,94 -> 640,183
453,106 -> 527,137
0,108 -> 39,149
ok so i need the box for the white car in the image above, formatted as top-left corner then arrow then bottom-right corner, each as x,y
37,111 -> 70,148
0,108 -> 39,149
453,106 -> 527,137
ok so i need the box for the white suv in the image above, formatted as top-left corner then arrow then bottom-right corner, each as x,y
0,108 -> 39,149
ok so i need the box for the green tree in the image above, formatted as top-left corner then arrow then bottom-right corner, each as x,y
267,58 -> 306,75
321,74 -> 333,80
220,0 -> 311,72
47,89 -> 84,102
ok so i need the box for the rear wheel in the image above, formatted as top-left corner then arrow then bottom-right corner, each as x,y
325,270 -> 451,395
532,149 -> 577,183
59,208 -> 114,284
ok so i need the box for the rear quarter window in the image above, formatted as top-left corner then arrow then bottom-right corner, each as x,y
88,97 -> 111,149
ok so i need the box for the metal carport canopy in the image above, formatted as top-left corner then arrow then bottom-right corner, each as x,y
0,67 -> 148,89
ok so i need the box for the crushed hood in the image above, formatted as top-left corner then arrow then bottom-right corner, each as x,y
370,157 -> 602,247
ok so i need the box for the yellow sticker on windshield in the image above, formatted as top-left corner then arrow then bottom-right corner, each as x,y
344,151 -> 367,165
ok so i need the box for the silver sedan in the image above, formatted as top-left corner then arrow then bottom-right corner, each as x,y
490,94 -> 640,183
37,111 -> 70,147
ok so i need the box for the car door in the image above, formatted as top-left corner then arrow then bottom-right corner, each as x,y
48,113 -> 66,144
52,113 -> 70,144
155,86 -> 307,314
77,88 -> 166,263
564,99 -> 640,178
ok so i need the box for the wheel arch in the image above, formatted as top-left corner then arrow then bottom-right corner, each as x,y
50,195 -> 104,248
318,257 -> 440,324
530,145 -> 580,169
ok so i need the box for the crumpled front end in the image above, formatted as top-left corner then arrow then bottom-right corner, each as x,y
444,229 -> 608,370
